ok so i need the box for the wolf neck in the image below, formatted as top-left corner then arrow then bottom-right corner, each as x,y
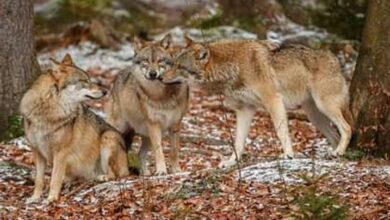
196,49 -> 240,94
136,80 -> 186,109
191,45 -> 240,94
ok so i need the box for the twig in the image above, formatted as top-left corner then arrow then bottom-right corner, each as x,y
218,95 -> 242,182
273,119 -> 289,204
62,181 -> 90,201
276,155 -> 288,204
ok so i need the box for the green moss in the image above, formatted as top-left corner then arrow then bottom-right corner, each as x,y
290,173 -> 349,219
4,115 -> 24,141
344,148 -> 365,160
127,151 -> 141,174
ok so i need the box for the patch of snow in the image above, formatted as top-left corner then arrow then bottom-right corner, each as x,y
7,136 -> 30,151
267,15 -> 329,44
156,26 -> 257,44
74,172 -> 190,203
239,158 -> 390,185
38,41 -> 134,71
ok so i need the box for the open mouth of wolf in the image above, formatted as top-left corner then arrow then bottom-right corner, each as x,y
85,94 -> 104,100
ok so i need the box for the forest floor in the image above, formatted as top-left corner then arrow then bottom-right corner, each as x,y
1,89 -> 390,219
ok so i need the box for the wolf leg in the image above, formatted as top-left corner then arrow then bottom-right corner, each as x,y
98,131 -> 121,181
27,150 -> 46,203
264,93 -> 294,158
302,97 -> 340,148
169,127 -> 182,173
139,136 -> 151,176
115,146 -> 130,178
219,108 -> 255,168
312,96 -> 352,156
46,149 -> 68,203
147,123 -> 167,175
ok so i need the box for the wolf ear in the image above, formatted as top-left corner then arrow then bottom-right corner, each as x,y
61,53 -> 74,65
133,36 -> 144,53
49,57 -> 65,82
160,34 -> 172,49
184,34 -> 195,48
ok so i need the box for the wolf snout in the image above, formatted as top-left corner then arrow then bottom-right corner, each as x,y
147,70 -> 158,80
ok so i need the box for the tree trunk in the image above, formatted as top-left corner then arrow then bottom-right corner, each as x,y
349,0 -> 390,156
0,0 -> 40,140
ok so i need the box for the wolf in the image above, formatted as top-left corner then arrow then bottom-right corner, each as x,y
162,37 -> 352,168
20,54 -> 129,203
104,34 -> 189,175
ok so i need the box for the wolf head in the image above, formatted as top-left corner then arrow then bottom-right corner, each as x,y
162,36 -> 209,84
50,54 -> 107,103
132,34 -> 174,81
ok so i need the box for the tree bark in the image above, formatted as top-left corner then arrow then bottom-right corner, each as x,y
0,0 -> 40,140
349,0 -> 390,155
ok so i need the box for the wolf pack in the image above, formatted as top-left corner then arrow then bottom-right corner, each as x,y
20,34 -> 352,203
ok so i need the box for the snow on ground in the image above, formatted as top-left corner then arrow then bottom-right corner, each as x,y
239,158 -> 390,184
266,15 -> 329,44
155,26 -> 258,44
37,26 -> 258,72
7,137 -> 30,151
37,41 -> 134,71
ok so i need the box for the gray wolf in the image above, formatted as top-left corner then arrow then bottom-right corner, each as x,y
104,35 -> 189,175
162,37 -> 352,168
20,54 -> 129,203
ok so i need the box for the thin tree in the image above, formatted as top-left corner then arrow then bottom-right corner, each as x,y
0,0 -> 40,139
349,0 -> 390,155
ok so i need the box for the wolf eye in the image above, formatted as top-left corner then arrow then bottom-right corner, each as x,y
159,59 -> 173,66
134,58 -> 148,65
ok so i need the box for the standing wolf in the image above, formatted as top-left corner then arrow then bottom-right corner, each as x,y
20,54 -> 129,203
105,35 -> 189,175
162,38 -> 352,168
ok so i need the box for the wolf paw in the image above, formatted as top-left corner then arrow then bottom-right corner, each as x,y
96,175 -> 112,182
331,149 -> 344,158
155,168 -> 168,176
281,152 -> 294,159
26,196 -> 41,204
219,158 -> 237,169
140,168 -> 151,176
43,195 -> 58,205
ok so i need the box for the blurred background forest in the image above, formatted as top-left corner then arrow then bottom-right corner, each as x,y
31,0 -> 366,95
34,0 -> 366,48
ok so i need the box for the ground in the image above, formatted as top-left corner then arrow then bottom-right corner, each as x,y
1,89 -> 389,219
